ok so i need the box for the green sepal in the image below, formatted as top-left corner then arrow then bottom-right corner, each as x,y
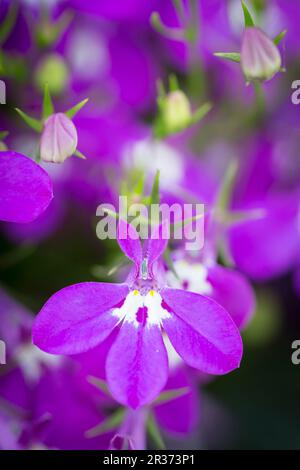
65,98 -> 89,119
85,408 -> 125,438
0,2 -> 18,46
273,29 -> 287,46
87,376 -> 111,397
150,170 -> 160,205
74,149 -> 87,160
147,412 -> 166,450
153,387 -> 189,405
42,83 -> 54,120
214,52 -> 241,63
241,1 -> 255,27
15,108 -> 43,133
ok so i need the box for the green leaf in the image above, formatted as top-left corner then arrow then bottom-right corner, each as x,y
0,2 -> 18,45
214,52 -> 241,63
150,11 -> 185,41
153,387 -> 189,405
215,159 -> 238,213
0,131 -> 9,140
147,412 -> 166,450
273,29 -> 287,46
225,208 -> 266,226
15,108 -> 43,133
42,83 -> 54,120
150,170 -> 160,205
87,376 -> 111,397
74,149 -> 87,160
85,408 -> 125,438
190,101 -> 212,125
65,98 -> 89,119
163,248 -> 180,281
133,173 -> 145,197
241,1 -> 255,27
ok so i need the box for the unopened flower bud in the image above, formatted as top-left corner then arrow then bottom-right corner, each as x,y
40,113 -> 78,163
162,90 -> 192,133
241,27 -> 282,82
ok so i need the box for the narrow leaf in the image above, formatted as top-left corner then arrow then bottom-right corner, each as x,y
15,108 -> 43,133
74,149 -> 87,159
214,52 -> 241,63
85,408 -> 125,438
0,2 -> 18,45
215,159 -> 238,213
150,170 -> 160,205
42,83 -> 54,120
0,131 -> 9,140
273,29 -> 287,46
153,387 -> 189,405
87,376 -> 111,397
190,102 -> 212,125
65,98 -> 89,119
147,412 -> 166,450
241,1 -> 255,27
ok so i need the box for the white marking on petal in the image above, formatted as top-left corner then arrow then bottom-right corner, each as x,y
112,290 -> 171,328
166,260 -> 212,295
111,290 -> 144,327
144,291 -> 171,326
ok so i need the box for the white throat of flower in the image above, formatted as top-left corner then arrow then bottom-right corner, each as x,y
112,290 -> 171,328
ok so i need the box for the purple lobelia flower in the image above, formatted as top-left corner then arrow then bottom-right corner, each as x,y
0,151 -> 53,223
33,220 -> 243,409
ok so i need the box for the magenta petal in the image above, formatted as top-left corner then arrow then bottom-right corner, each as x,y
0,151 -> 53,223
161,288 -> 243,375
144,220 -> 169,267
106,321 -> 168,408
117,219 -> 142,266
33,282 -> 129,354
207,265 -> 255,329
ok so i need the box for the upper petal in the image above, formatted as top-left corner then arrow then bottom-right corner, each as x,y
144,219 -> 169,268
117,219 -> 142,267
0,151 -> 53,223
161,288 -> 243,375
33,282 -> 129,355
106,320 -> 168,408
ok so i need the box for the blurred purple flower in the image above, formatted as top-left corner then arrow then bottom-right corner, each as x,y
0,151 -> 53,223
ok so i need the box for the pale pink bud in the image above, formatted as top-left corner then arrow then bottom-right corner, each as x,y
40,113 -> 78,163
241,27 -> 282,82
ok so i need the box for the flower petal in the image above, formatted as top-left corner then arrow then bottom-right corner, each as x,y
0,151 -> 53,223
161,288 -> 243,375
33,282 -> 129,355
106,320 -> 168,408
207,265 -> 255,329
144,220 -> 169,268
117,219 -> 142,266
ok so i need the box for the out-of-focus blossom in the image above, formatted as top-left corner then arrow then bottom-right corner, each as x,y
241,27 -> 281,82
0,151 -> 53,223
40,113 -> 78,164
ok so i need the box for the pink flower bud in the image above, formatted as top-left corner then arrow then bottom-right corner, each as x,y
241,27 -> 282,82
40,113 -> 78,163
